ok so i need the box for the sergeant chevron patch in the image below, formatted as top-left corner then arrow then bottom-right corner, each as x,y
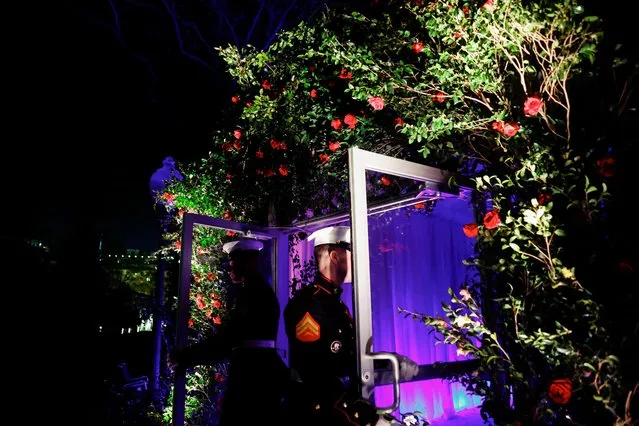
296,312 -> 321,342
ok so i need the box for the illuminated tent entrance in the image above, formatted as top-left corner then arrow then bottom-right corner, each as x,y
172,147 -> 482,425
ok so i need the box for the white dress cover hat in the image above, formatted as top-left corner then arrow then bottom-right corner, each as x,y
222,238 -> 264,254
307,225 -> 351,247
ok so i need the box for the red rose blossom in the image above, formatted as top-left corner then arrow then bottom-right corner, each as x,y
463,223 -> 479,238
483,210 -> 501,229
503,122 -> 520,137
344,114 -> 357,129
538,193 -> 552,205
339,68 -> 352,79
270,139 -> 282,149
368,96 -> 385,110
433,91 -> 446,103
482,0 -> 495,11
523,95 -> 544,116
597,155 -> 615,177
492,121 -> 519,138
548,379 -> 572,405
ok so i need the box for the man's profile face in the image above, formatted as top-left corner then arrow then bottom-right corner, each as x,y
227,252 -> 260,284
330,247 -> 352,284
342,248 -> 352,284
228,259 -> 242,284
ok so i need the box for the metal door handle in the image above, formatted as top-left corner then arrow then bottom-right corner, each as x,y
364,351 -> 400,414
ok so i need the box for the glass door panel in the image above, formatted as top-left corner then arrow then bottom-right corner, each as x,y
172,214 -> 288,426
348,147 -> 479,419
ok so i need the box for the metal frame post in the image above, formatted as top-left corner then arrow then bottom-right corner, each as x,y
348,147 -> 375,401
347,147 -> 466,410
172,213 -> 195,426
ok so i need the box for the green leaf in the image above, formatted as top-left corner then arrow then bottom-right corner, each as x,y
487,355 -> 501,365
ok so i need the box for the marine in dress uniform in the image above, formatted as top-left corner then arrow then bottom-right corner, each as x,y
283,226 -> 389,426
170,238 -> 288,426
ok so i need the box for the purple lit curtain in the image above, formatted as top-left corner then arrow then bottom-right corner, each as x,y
289,197 -> 482,422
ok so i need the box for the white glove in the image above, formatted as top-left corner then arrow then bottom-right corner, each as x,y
375,415 -> 393,426
397,354 -> 419,381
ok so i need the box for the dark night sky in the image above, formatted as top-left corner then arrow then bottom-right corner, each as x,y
13,3 -> 228,254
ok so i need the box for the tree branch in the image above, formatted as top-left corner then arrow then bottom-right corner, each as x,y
108,0 -> 121,33
160,0 -> 215,71
220,12 -> 240,48
263,0 -> 298,50
182,20 -> 216,59
617,74 -> 636,117
245,0 -> 266,46
89,0 -> 158,82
